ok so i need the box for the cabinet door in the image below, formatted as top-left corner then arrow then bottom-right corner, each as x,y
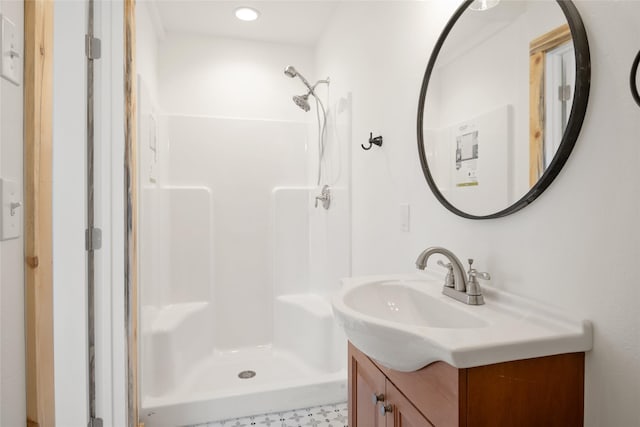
349,344 -> 386,427
385,381 -> 434,427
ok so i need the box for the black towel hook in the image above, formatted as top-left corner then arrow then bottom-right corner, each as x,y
631,49 -> 640,108
362,132 -> 383,151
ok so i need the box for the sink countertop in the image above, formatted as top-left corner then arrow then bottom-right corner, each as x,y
331,272 -> 593,371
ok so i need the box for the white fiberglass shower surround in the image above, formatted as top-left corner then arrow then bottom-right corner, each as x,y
136,3 -> 351,425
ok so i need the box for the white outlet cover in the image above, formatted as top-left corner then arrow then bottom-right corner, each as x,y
1,178 -> 21,240
1,14 -> 20,86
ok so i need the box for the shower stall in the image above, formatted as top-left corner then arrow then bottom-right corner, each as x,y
136,43 -> 351,425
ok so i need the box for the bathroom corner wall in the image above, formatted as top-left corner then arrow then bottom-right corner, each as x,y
307,90 -> 353,297
137,1 -> 160,105
316,1 -> 640,425
152,33 -> 317,349
0,0 -> 24,424
157,32 -> 314,121
165,115 -> 308,349
137,1 -> 174,312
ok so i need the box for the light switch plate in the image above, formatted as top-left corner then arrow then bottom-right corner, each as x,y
1,14 -> 20,86
1,178 -> 21,240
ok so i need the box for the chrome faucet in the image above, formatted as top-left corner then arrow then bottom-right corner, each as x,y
415,247 -> 489,305
416,247 -> 467,292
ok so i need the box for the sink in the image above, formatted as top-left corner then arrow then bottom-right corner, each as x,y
331,273 -> 592,372
343,280 -> 488,329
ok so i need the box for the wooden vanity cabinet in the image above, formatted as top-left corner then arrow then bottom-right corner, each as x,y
385,380 -> 434,427
351,341 -> 386,427
349,343 -> 433,427
348,342 -> 585,427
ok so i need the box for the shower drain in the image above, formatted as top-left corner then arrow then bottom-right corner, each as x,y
238,370 -> 256,379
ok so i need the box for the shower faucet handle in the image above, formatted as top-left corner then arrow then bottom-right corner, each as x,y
314,185 -> 331,210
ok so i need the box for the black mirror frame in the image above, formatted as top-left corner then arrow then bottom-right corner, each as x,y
417,0 -> 590,220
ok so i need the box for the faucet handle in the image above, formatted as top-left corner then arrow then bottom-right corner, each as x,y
437,260 -> 452,270
466,259 -> 490,297
472,271 -> 491,280
437,260 -> 455,288
467,259 -> 490,280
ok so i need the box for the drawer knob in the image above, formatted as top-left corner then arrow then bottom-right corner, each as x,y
371,393 -> 385,405
380,404 -> 393,415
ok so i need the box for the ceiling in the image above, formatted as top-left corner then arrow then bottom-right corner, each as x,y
150,0 -> 340,47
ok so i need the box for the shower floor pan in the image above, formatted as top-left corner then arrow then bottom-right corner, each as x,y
141,345 -> 347,427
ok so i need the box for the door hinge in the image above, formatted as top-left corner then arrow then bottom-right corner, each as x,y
85,35 -> 101,60
558,84 -> 572,102
85,227 -> 102,251
88,417 -> 103,427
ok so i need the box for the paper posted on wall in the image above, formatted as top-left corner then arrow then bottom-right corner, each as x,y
455,126 -> 479,187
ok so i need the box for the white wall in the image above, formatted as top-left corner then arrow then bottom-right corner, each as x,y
158,32 -> 315,121
150,31 -> 353,351
316,1 -> 640,425
141,32 -> 321,348
307,90 -> 352,297
137,1 -> 160,104
165,115 -> 308,349
0,0 -> 24,424
53,1 -> 88,425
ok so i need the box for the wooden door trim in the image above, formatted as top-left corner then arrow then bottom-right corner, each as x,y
24,0 -> 55,426
530,23 -> 571,55
124,0 -> 139,425
529,23 -> 572,186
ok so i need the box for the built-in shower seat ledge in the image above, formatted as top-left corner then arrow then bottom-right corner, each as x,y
275,293 -> 333,318
142,301 -> 210,334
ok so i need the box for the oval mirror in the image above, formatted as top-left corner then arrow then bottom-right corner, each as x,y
417,0 -> 590,219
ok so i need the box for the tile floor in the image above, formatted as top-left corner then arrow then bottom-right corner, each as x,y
189,402 -> 348,427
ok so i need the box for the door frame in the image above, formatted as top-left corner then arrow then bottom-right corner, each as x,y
25,1 -> 132,425
24,0 -> 55,425
123,0 -> 139,425
529,23 -> 572,186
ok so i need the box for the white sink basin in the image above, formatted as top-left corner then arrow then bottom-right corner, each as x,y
344,280 -> 488,329
332,273 -> 592,372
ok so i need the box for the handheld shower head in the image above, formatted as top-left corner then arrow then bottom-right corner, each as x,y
284,65 -> 298,78
285,65 -> 329,113
284,65 -> 313,91
292,93 -> 311,112
284,64 -> 330,186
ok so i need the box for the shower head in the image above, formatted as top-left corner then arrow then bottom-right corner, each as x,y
293,93 -> 311,112
284,65 -> 313,91
284,65 -> 298,78
285,65 -> 330,114
286,66 -> 329,186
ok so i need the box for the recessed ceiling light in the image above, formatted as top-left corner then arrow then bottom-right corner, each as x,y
469,0 -> 500,11
235,7 -> 260,22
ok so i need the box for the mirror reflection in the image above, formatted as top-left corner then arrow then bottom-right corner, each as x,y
421,0 -> 578,217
